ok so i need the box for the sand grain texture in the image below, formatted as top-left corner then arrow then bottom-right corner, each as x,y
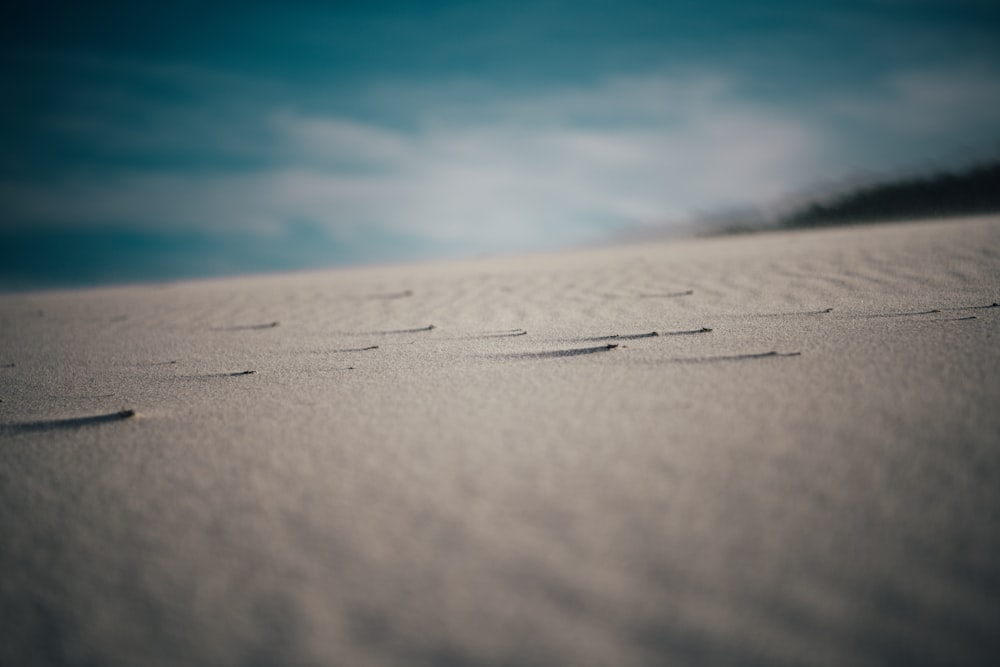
2,216 -> 999,666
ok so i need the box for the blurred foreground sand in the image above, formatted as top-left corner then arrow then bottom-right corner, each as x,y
2,216 -> 999,666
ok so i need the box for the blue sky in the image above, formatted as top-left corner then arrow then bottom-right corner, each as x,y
2,1 -> 999,289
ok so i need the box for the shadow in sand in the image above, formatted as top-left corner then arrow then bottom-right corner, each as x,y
500,344 -> 619,360
856,302 -> 997,319
862,309 -> 941,319
357,325 -> 436,335
213,321 -> 280,331
755,307 -> 833,317
478,328 -> 528,338
638,289 -> 694,298
661,351 -> 801,363
180,370 -> 257,379
436,329 -> 528,341
582,327 -> 712,342
3,409 -> 136,435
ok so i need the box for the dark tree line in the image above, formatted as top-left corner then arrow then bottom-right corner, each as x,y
780,158 -> 1000,228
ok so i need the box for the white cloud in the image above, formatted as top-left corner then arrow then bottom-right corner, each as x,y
263,73 -> 820,244
829,64 -> 1000,141
271,112 -> 411,165
2,72 -> 830,251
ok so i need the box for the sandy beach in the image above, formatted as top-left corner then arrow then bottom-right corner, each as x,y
2,215 -> 999,666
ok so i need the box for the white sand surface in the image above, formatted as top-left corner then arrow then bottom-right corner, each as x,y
2,216 -> 999,666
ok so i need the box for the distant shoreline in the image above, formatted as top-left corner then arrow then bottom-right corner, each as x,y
777,157 -> 1000,229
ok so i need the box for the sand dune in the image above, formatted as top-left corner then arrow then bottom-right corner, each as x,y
2,216 -> 999,666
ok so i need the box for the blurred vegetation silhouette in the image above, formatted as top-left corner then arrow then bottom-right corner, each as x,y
780,158 -> 1000,228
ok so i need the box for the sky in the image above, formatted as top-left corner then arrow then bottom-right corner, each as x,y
2,0 -> 999,290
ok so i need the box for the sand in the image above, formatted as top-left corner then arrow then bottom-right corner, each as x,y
2,215 -> 999,666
